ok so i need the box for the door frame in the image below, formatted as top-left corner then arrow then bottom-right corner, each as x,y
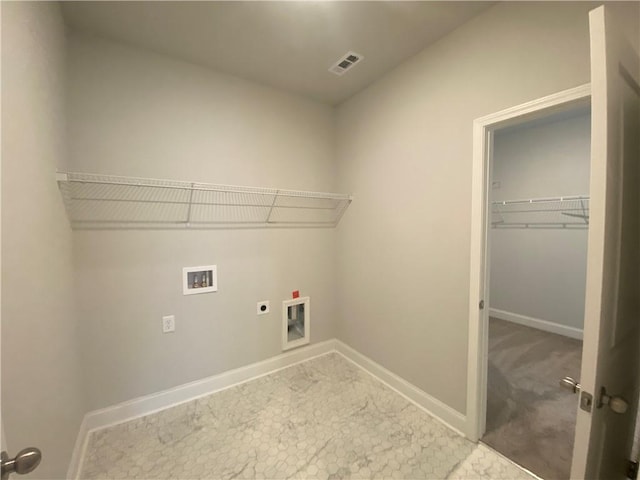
465,83 -> 592,442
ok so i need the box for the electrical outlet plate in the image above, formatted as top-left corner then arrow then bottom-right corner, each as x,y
162,315 -> 175,333
257,301 -> 270,315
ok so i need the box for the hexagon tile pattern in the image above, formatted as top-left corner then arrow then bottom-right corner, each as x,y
80,353 -> 537,479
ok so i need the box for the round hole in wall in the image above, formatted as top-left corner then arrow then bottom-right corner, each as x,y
260,305 -> 267,312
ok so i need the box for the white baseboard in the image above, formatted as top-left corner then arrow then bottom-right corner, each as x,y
68,339 -> 337,479
490,308 -> 583,340
68,338 -> 468,478
334,340 -> 467,436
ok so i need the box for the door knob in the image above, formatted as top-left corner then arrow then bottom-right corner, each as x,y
559,376 -> 581,393
598,387 -> 629,414
1,448 -> 42,480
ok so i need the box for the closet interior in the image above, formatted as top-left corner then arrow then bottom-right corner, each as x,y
483,106 -> 591,480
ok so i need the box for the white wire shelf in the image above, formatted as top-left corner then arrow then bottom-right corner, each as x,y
56,172 -> 352,230
491,195 -> 589,229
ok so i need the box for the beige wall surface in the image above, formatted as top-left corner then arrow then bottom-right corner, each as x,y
334,2 -> 605,414
1,2 -> 87,478
66,34 -> 339,410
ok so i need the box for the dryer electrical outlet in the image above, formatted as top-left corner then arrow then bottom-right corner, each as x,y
257,301 -> 270,315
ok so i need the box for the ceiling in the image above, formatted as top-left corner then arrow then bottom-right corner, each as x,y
61,1 -> 495,105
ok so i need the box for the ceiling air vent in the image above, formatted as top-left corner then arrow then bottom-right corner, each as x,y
329,51 -> 364,76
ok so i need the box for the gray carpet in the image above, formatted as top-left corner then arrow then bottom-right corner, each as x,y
482,318 -> 583,480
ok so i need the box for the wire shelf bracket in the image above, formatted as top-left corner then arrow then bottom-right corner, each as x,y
56,172 -> 353,230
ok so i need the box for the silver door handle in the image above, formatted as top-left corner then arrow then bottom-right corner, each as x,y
559,376 -> 581,394
1,448 -> 41,480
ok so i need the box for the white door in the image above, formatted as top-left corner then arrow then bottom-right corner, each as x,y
570,5 -> 640,479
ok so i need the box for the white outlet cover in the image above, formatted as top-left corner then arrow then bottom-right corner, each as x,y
162,315 -> 175,333
257,301 -> 270,315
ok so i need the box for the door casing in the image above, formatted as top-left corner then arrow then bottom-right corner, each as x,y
466,83 -> 591,441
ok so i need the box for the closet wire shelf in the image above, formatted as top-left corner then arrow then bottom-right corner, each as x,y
491,195 -> 589,229
57,172 -> 352,230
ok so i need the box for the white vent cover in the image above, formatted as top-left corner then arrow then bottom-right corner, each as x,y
329,51 -> 364,76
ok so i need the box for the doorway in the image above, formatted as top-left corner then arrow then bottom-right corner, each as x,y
481,106 -> 591,479
465,84 -> 592,472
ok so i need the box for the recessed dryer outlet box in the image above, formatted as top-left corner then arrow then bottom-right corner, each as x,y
257,301 -> 270,315
282,296 -> 310,351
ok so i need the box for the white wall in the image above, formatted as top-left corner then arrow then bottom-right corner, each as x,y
335,2 -> 606,414
1,3 -> 86,478
490,111 -> 591,333
66,33 -> 339,410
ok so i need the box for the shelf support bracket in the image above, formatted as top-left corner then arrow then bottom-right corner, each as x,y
265,190 -> 279,224
580,198 -> 589,225
185,183 -> 195,227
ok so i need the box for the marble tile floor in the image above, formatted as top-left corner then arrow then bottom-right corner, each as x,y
80,353 -> 538,480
